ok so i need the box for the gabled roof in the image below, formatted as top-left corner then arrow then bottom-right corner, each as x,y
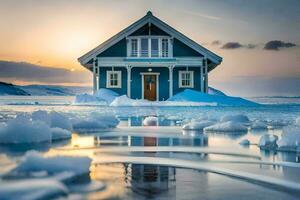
78,11 -> 222,66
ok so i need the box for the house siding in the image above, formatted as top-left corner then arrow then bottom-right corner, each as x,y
99,67 -> 127,95
173,38 -> 203,57
97,39 -> 127,57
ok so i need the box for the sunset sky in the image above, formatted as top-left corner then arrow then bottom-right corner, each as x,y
0,0 -> 299,96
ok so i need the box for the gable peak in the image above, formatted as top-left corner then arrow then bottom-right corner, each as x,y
147,11 -> 153,16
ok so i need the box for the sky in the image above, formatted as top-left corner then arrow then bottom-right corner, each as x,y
0,0 -> 299,96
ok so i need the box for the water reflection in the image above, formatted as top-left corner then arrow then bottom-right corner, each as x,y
126,164 -> 176,197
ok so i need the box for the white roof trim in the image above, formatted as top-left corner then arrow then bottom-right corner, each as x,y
78,11 -> 222,66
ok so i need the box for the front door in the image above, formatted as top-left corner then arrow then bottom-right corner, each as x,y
144,75 -> 157,101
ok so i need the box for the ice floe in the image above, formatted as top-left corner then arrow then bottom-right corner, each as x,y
51,127 -> 72,141
277,126 -> 300,151
0,115 -> 52,144
220,114 -> 250,124
143,116 -> 158,126
72,112 -> 119,131
204,121 -> 248,132
259,134 -> 278,150
0,179 -> 68,200
295,117 -> 300,126
10,151 -> 91,176
250,120 -> 268,130
182,120 -> 215,130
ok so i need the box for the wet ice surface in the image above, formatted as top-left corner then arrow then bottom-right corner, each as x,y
1,96 -> 300,199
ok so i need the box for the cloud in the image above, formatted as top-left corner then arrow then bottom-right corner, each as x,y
221,42 -> 257,49
211,40 -> 221,46
0,60 -> 91,85
221,42 -> 243,49
264,40 -> 296,50
182,10 -> 221,21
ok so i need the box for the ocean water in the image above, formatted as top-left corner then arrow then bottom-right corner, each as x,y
0,96 -> 300,200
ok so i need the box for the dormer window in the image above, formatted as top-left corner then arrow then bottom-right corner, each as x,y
127,36 -> 172,58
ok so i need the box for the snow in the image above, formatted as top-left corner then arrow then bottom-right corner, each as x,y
182,120 -> 215,130
208,87 -> 226,96
0,179 -> 68,200
239,139 -> 250,146
110,95 -> 216,107
11,151 -> 91,176
51,127 -> 72,140
143,116 -> 158,126
72,112 -> 119,131
250,120 -> 268,130
295,117 -> 300,126
94,88 -> 120,104
204,121 -> 248,132
220,114 -> 250,124
168,89 -> 258,106
277,126 -> 300,151
0,115 -> 52,144
258,134 -> 278,150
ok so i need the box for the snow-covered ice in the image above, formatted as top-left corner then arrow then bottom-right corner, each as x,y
94,88 -> 120,104
250,120 -> 268,130
0,115 -> 52,144
220,114 -> 250,124
259,134 -> 278,150
51,127 -> 72,140
74,93 -> 104,104
295,117 -> 300,126
72,112 -> 119,131
0,179 -> 68,200
204,121 -> 248,132
182,120 -> 215,130
11,151 -> 91,176
143,116 -> 158,126
277,126 -> 300,151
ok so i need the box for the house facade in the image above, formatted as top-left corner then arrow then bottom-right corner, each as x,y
78,11 -> 222,101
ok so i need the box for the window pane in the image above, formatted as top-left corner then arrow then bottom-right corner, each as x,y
113,80 -> 118,86
151,39 -> 158,57
141,38 -> 148,57
110,80 -> 114,86
162,39 -> 168,57
131,39 -> 138,57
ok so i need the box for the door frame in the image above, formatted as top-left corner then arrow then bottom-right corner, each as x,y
140,72 -> 160,101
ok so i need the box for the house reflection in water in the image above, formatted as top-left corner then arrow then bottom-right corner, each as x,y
125,132 -> 208,196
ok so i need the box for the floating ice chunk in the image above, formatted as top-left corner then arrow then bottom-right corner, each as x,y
0,179 -> 68,200
50,111 -> 72,131
94,88 -> 120,104
267,120 -> 288,128
239,139 -> 250,146
51,127 -> 72,141
220,114 -> 250,124
204,121 -> 248,132
250,120 -> 268,130
259,134 -> 278,150
72,112 -> 119,131
295,117 -> 300,126
32,110 -> 51,125
11,151 -> 91,176
183,120 -> 215,130
0,115 -> 51,144
143,116 -> 158,126
277,126 -> 300,151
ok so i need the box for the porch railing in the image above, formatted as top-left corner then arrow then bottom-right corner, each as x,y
130,50 -> 169,58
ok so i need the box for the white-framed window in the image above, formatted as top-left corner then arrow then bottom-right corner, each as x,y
106,70 -> 122,88
179,71 -> 194,88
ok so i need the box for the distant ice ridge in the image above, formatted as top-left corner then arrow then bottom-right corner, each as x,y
0,110 -> 119,144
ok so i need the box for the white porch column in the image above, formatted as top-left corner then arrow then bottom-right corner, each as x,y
97,66 -> 100,91
200,65 -> 204,93
168,65 -> 174,98
93,58 -> 97,95
127,65 -> 132,98
205,58 -> 208,93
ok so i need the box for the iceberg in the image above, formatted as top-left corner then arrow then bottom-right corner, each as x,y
0,115 -> 52,144
51,127 -> 72,140
143,116 -> 158,126
204,121 -> 248,132
258,134 -> 278,150
168,89 -> 258,106
182,120 -> 215,130
250,120 -> 268,130
220,114 -> 250,124
296,117 -> 300,126
277,126 -> 300,151
74,93 -> 103,104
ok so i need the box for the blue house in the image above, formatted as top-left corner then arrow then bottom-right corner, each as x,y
78,11 -> 222,101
